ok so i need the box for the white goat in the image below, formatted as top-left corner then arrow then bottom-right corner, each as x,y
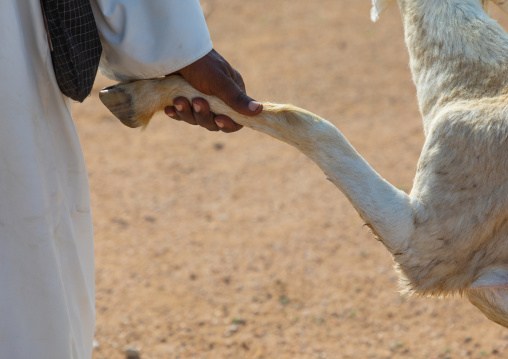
99,0 -> 508,327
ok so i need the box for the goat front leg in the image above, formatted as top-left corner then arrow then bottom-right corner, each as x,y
99,75 -> 418,254
100,75 -> 264,130
99,75 -> 334,146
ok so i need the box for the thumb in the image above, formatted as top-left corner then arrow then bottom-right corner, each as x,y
214,78 -> 263,117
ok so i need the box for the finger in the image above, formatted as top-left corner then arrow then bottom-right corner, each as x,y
231,69 -> 246,93
215,115 -> 243,133
164,106 -> 180,120
192,98 -> 219,131
212,78 -> 263,117
174,97 -> 197,125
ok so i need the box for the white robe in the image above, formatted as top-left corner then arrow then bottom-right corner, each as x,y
0,1 -> 212,358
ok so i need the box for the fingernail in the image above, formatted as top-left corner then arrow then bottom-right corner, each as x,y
175,104 -> 183,112
215,120 -> 225,128
164,107 -> 176,116
193,103 -> 201,113
248,101 -> 261,112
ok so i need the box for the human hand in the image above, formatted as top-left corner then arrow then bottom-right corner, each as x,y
164,49 -> 262,133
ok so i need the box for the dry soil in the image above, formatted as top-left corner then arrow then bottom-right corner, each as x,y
73,1 -> 508,358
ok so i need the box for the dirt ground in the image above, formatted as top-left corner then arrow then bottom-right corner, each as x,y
73,1 -> 508,358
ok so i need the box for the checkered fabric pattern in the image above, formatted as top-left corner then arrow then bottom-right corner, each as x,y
40,0 -> 102,102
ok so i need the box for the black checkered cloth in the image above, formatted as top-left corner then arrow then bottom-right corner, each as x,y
40,0 -> 102,102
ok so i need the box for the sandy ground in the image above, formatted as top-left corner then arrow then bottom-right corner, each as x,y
73,1 -> 508,358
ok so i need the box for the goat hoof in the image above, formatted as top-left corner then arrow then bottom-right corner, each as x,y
99,86 -> 140,128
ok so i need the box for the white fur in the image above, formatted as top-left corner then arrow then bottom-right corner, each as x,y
371,0 -> 508,21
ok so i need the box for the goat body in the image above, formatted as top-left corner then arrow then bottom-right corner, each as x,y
99,0 -> 508,327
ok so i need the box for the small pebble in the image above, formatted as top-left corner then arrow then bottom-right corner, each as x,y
125,346 -> 140,359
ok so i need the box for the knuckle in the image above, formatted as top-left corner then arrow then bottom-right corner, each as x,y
197,114 -> 216,131
200,122 -> 218,131
234,92 -> 247,106
184,115 -> 197,125
234,71 -> 246,91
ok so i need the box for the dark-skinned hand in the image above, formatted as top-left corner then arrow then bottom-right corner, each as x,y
164,49 -> 262,133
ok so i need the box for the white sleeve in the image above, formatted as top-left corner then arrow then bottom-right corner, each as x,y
90,0 -> 213,81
